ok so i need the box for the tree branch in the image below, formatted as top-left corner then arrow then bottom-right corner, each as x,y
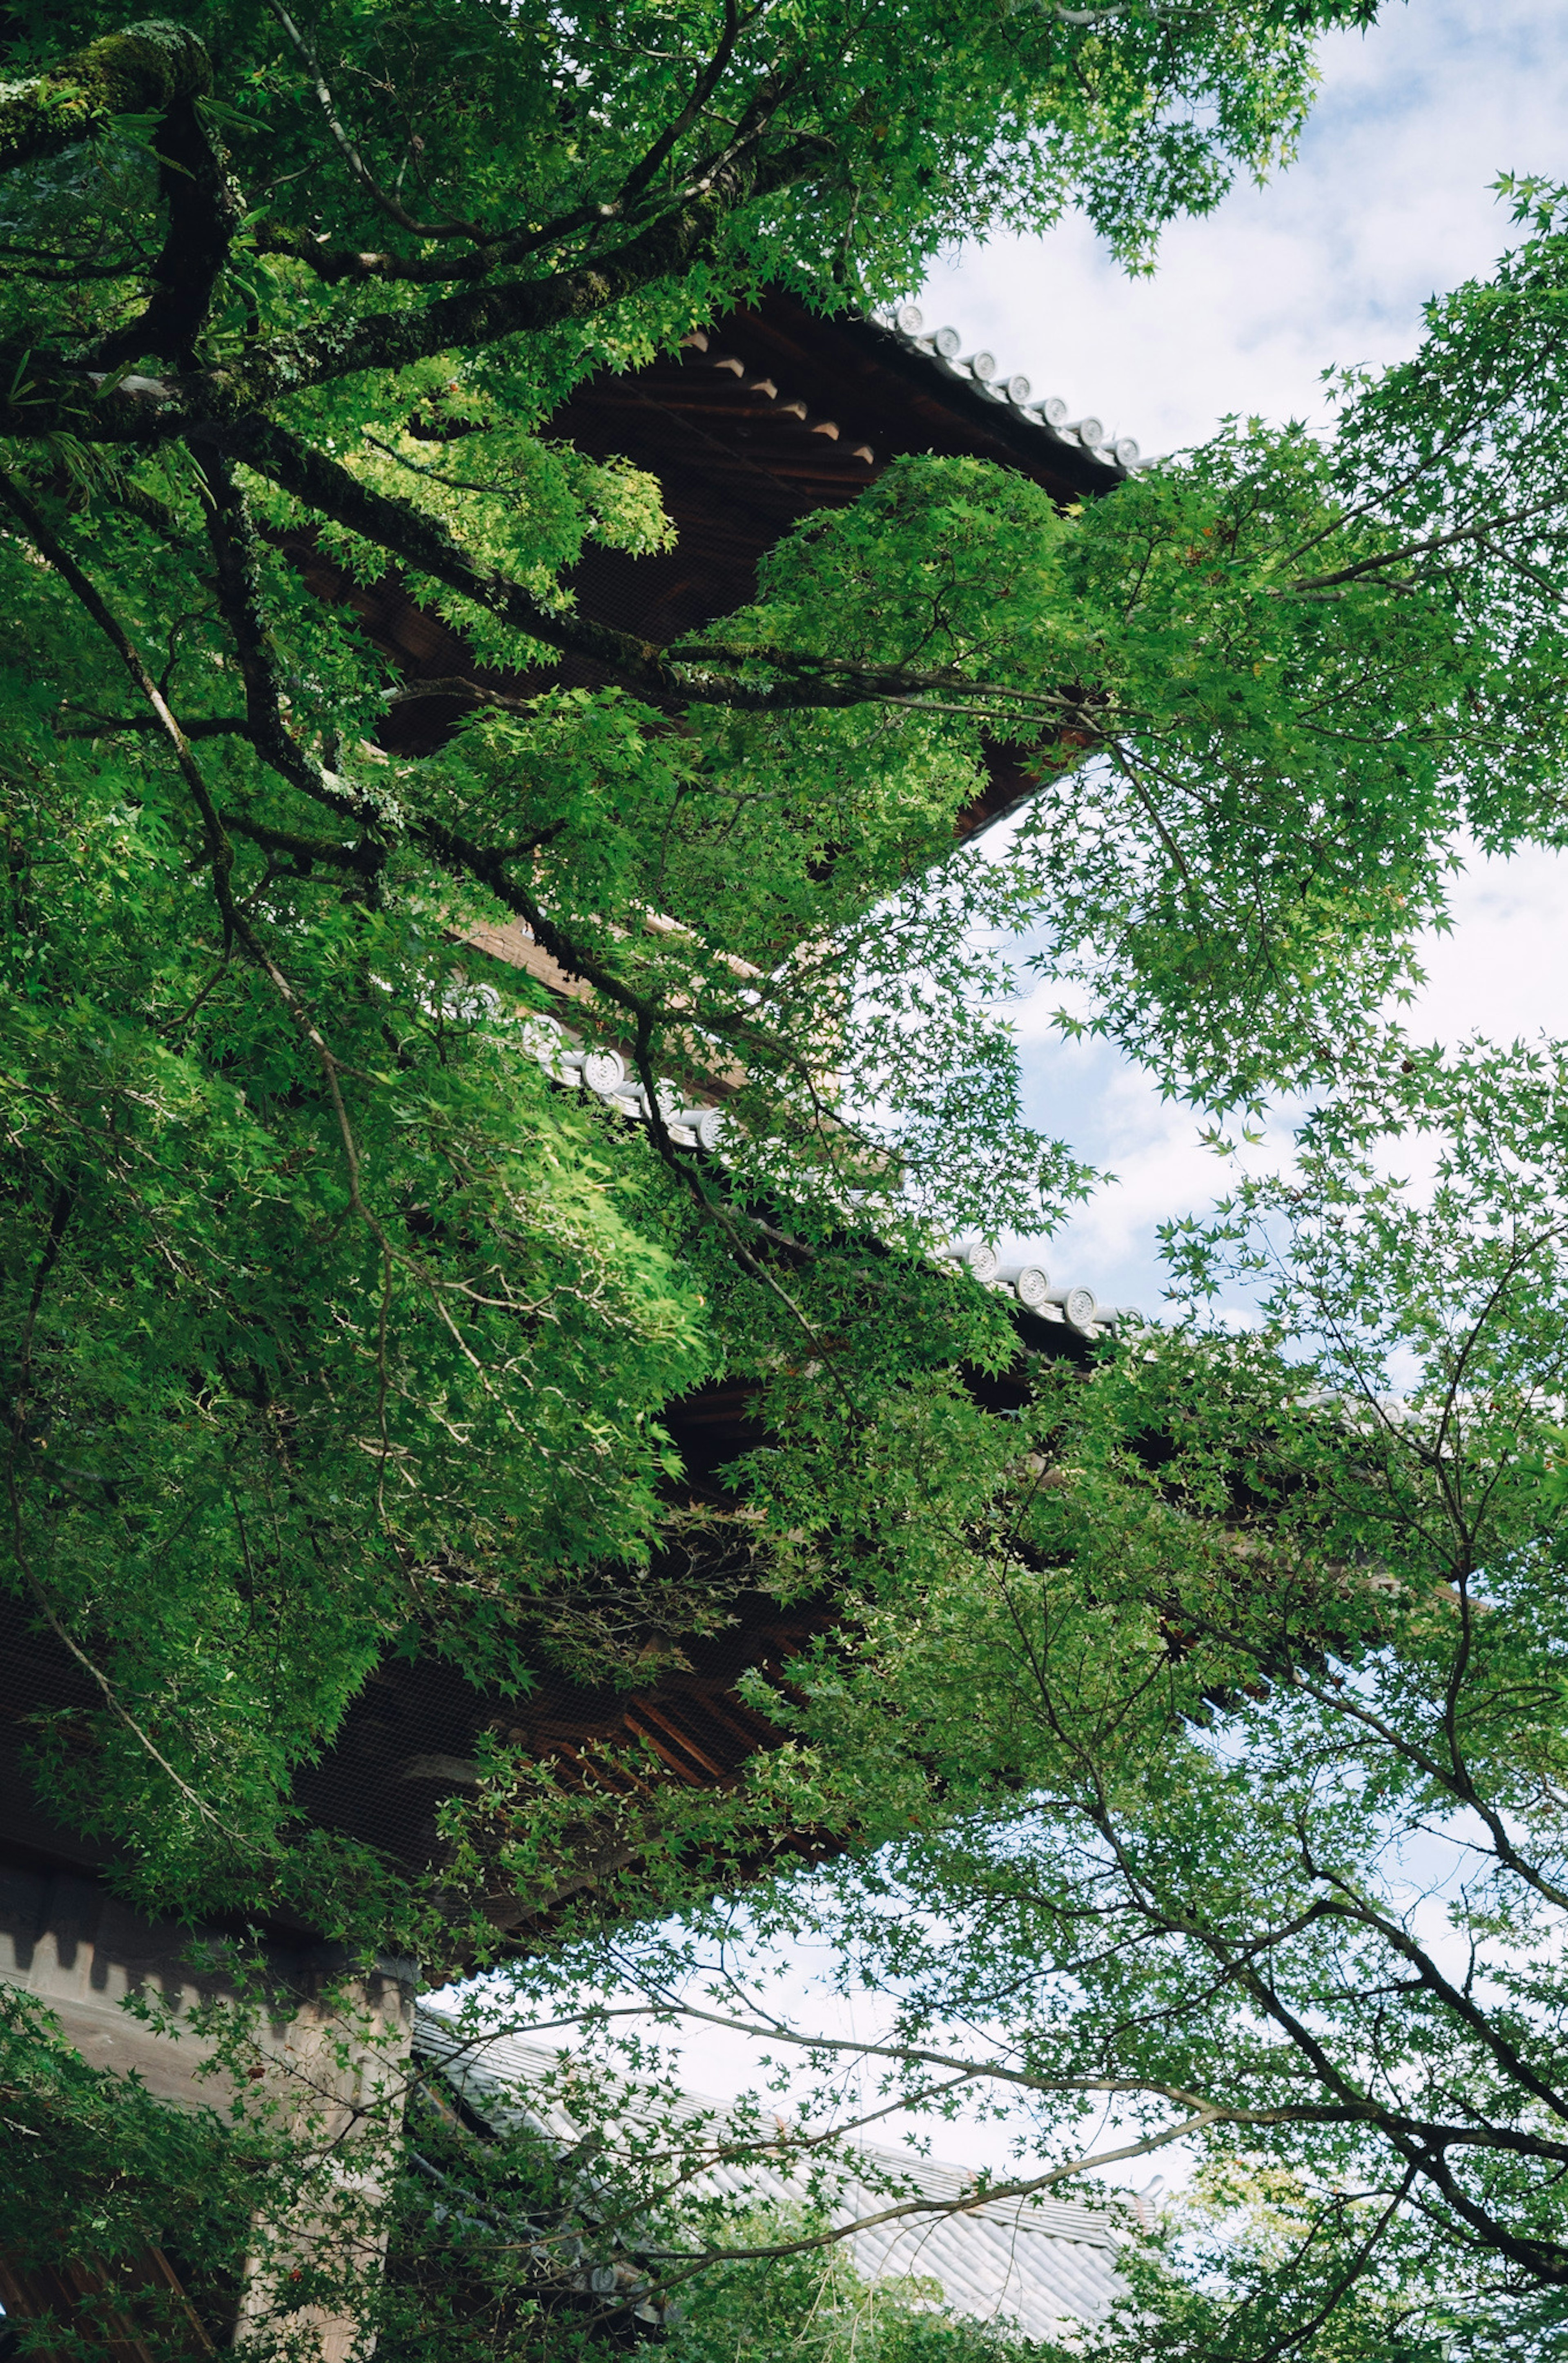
263,0 -> 487,241
0,134 -> 832,441
94,90 -> 242,367
614,0 -> 751,214
0,22 -> 212,178
221,416 -> 1061,734
220,810 -> 385,877
55,709 -> 247,738
0,469 -> 249,939
254,8 -> 782,288
196,452 -> 381,837
1287,499 -> 1565,595
220,414 -> 712,702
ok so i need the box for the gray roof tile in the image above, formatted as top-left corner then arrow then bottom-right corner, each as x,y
416,2008 -> 1124,2339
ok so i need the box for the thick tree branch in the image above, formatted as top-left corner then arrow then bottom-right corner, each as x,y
0,21 -> 212,177
221,415 -> 710,702
95,94 -> 242,367
220,810 -> 385,877
0,134 -> 832,442
263,129 -> 827,390
250,223 -> 486,286
384,674 -> 535,715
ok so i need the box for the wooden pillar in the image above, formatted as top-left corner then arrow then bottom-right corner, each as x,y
231,1954 -> 415,2363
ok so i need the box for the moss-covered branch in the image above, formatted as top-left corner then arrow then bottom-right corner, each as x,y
95,90 -> 242,367
0,21 -> 212,176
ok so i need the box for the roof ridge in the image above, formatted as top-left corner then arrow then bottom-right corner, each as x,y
871,303 -> 1141,475
496,1011 -> 1149,1343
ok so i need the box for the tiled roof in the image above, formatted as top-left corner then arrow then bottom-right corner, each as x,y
491,1003 -> 1141,1343
416,2009 -> 1126,2340
345,287 -> 1133,768
876,304 -> 1141,474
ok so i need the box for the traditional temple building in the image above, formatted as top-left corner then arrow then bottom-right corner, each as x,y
0,294 -> 1140,2352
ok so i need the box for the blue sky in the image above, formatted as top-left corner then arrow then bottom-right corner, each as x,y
922,0 -> 1568,1318
463,5 -> 1568,2185
639,3 -> 1568,2165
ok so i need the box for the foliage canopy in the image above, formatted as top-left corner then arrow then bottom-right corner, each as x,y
0,0 -> 1478,1934
10,2 -> 1568,2354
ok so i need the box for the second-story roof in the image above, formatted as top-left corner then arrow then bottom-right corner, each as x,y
303,285 -> 1136,840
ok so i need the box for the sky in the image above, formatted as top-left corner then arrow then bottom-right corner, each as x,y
923,0 -> 1568,1319
454,1 -> 1568,2192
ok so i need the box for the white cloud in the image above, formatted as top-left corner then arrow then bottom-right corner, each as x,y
926,0 -> 1568,1306
1411,842 -> 1568,1048
922,0 -> 1568,457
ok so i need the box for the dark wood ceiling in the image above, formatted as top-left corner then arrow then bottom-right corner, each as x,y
302,289 -> 1122,839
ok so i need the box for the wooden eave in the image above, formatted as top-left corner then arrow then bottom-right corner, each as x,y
0,299 -> 1127,1956
0,1321 -> 1090,1960
302,290 -> 1121,842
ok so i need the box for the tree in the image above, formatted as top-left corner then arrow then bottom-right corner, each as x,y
0,0 -> 1439,1941
13,11 -> 1568,2345
9,0 -> 1568,2306
2,1959 -> 1088,2359
495,1030 -> 1568,2354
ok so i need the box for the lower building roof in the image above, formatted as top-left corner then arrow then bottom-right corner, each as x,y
416,2005 -> 1126,2342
